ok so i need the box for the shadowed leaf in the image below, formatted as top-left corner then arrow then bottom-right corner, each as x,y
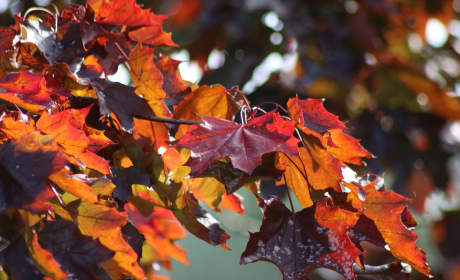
240,196 -> 361,280
0,132 -> 67,214
37,220 -> 114,280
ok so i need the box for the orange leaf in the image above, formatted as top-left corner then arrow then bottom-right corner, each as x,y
361,182 -> 429,275
48,169 -> 98,203
0,113 -> 35,140
173,84 -> 242,138
129,26 -> 177,47
23,227 -> 68,280
277,146 -> 342,208
324,129 -> 373,166
133,118 -> 169,152
36,107 -> 112,174
129,44 -> 166,101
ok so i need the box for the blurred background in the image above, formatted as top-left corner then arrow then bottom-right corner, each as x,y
3,0 -> 460,279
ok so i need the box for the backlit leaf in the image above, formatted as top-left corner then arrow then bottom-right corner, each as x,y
287,97 -> 347,137
175,111 -> 299,176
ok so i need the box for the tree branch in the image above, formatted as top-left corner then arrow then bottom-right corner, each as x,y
133,115 -> 203,125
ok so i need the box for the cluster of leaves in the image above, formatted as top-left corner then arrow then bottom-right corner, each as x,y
0,0 -> 431,279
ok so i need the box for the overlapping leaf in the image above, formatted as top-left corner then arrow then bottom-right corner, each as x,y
36,220 -> 114,280
277,146 -> 342,208
328,180 -> 430,276
0,132 -> 67,214
129,44 -> 166,102
240,196 -> 361,280
50,199 -> 144,279
96,81 -> 156,132
23,226 -> 68,280
36,106 -> 113,174
173,84 -> 244,138
127,203 -> 188,266
0,71 -> 69,114
287,97 -> 347,137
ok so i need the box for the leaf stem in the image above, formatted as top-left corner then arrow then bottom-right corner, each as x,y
285,154 -> 313,193
48,181 -> 66,208
283,173 -> 295,215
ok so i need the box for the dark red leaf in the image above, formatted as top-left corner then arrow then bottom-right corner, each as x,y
38,220 -> 115,280
95,81 -> 156,132
121,223 -> 145,261
175,111 -> 299,176
0,27 -> 16,53
154,55 -> 191,109
112,166 -> 151,201
240,196 -> 361,280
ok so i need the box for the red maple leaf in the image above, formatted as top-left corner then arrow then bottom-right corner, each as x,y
287,97 -> 347,137
175,111 -> 300,176
240,196 -> 361,280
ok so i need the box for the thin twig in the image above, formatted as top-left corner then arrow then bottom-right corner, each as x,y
285,154 -> 313,193
133,115 -> 203,125
283,173 -> 296,214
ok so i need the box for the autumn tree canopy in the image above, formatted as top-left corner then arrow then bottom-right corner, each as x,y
0,0 -> 459,279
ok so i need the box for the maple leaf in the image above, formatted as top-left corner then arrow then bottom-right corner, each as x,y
287,97 -> 347,137
133,119 -> 169,151
23,226 -> 68,280
240,196 -> 361,280
0,111 -> 35,140
92,0 -> 168,27
0,71 -> 69,114
173,85 -> 245,137
0,27 -> 16,53
127,203 -> 188,265
186,176 -> 244,214
112,166 -> 151,201
175,111 -> 300,176
36,106 -> 113,174
37,220 -> 115,280
153,180 -> 232,249
48,169 -> 99,203
50,199 -> 145,279
201,153 -> 285,194
128,26 -> 177,48
129,44 -> 166,102
323,129 -> 373,166
20,19 -> 85,67
154,55 -> 191,106
277,146 -> 342,208
96,81 -> 157,133
328,180 -> 430,276
0,131 -> 67,214
121,223 -> 145,261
